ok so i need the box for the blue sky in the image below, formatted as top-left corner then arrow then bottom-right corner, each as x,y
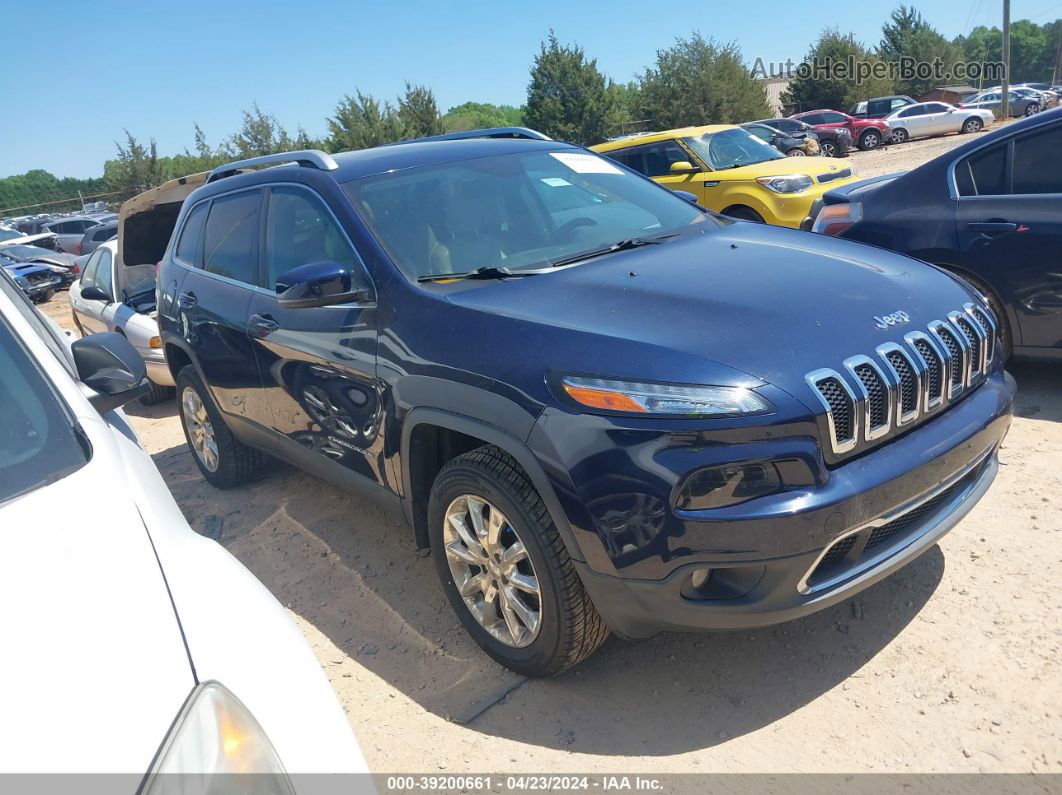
3,0 -> 1058,178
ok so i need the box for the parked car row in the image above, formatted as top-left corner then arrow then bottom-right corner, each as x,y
3,208 -> 118,255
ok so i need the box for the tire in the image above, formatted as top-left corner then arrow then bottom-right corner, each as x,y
1024,103 -> 1040,117
949,271 -> 1013,360
785,148 -> 806,156
428,446 -> 609,677
891,128 -> 909,144
819,139 -> 838,158
858,130 -> 882,150
722,206 -> 766,223
961,117 -> 983,134
139,378 -> 175,405
175,365 -> 265,488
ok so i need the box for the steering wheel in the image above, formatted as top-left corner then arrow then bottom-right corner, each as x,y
557,217 -> 599,241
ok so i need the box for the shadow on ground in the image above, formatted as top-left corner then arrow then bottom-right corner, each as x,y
1008,361 -> 1062,422
152,439 -> 944,757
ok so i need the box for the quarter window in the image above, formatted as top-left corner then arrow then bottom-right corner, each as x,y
956,144 -> 1007,196
175,202 -> 208,265
264,187 -> 364,289
202,190 -> 261,285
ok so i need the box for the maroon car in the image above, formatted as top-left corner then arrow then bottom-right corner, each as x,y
790,109 -> 891,151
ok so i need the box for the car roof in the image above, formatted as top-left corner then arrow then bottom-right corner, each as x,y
591,125 -> 736,152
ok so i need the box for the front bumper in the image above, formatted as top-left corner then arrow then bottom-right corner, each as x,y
22,277 -> 61,300
139,349 -> 175,387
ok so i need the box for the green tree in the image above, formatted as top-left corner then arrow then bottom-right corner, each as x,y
525,32 -> 616,145
879,5 -> 963,97
105,131 -> 162,194
441,101 -> 525,132
0,169 -> 107,215
227,103 -> 293,158
326,90 -> 402,151
640,33 -> 769,127
397,82 -> 444,138
783,29 -> 896,113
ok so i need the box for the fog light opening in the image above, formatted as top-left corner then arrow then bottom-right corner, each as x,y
681,567 -> 714,599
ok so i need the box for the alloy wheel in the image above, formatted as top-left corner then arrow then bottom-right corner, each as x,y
443,494 -> 542,648
820,142 -> 837,157
182,386 -> 219,472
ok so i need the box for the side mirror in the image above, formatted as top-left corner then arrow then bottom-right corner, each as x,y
672,190 -> 702,206
276,260 -> 372,308
72,332 -> 148,413
80,284 -> 112,302
669,161 -> 698,175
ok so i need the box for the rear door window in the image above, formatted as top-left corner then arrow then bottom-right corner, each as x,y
202,190 -> 261,285
1012,126 -> 1062,195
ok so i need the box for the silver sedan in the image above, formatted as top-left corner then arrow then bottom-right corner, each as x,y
885,102 -> 994,144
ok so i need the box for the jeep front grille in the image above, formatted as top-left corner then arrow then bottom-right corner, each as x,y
806,307 -> 997,462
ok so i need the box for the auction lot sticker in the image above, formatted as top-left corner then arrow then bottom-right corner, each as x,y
550,152 -> 624,175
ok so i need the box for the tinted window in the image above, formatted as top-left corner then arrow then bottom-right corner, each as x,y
1012,126 -> 1062,195
95,250 -> 113,298
202,191 -> 260,284
639,141 -> 692,177
603,148 -> 639,171
800,113 -> 824,125
0,309 -> 87,504
899,106 -> 926,117
927,103 -> 950,113
820,112 -> 847,123
264,187 -> 364,289
958,144 -> 1008,196
745,125 -> 773,141
774,120 -> 801,132
175,202 -> 207,265
93,227 -> 115,242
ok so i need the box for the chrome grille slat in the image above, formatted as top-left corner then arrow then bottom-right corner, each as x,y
807,305 -> 998,460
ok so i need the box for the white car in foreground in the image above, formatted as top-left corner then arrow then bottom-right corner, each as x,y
885,101 -> 994,143
0,269 -> 368,789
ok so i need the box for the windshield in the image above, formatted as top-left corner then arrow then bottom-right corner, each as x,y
682,128 -> 785,171
343,149 -> 713,280
0,296 -> 88,504
0,245 -> 54,261
0,228 -> 22,242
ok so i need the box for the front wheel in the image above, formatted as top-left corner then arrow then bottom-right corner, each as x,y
176,365 -> 265,488
139,378 -> 175,405
428,446 -> 609,677
819,140 -> 838,157
722,206 -> 766,223
858,130 -> 882,150
961,117 -> 983,134
785,148 -> 806,156
891,128 -> 909,144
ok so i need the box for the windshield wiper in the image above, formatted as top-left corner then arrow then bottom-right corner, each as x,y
550,236 -> 671,268
417,265 -> 536,283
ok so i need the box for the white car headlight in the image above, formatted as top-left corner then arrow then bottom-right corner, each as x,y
143,682 -> 294,795
756,174 -> 814,194
559,375 -> 773,417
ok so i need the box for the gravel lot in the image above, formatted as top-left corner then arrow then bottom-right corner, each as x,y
38,123 -> 1061,780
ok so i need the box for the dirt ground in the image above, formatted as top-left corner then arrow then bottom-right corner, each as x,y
37,125 -> 1062,778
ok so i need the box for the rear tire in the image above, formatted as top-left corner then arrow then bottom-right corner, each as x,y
139,379 -> 175,405
176,365 -> 265,488
1024,103 -> 1040,117
428,446 -> 609,677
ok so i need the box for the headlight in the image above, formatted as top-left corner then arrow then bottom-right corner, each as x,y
559,375 -> 772,417
142,681 -> 294,795
756,174 -> 814,194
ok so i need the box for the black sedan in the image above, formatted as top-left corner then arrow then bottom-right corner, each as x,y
741,122 -> 816,156
811,107 -> 1062,360
752,118 -> 852,158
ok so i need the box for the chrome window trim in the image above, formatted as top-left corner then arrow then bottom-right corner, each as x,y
876,342 -> 922,425
904,330 -> 947,412
805,368 -> 859,455
842,354 -> 892,441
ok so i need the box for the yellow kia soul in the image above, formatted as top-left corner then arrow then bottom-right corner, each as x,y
591,125 -> 858,228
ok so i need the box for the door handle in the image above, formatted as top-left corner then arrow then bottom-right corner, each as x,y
249,313 -> 279,336
967,222 -> 1017,236
178,290 -> 198,308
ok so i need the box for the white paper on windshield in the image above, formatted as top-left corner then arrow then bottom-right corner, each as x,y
540,177 -> 572,187
550,152 -> 623,175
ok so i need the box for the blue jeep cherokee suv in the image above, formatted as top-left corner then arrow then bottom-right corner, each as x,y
158,136 -> 1015,676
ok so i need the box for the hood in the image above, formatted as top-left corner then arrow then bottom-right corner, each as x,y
0,231 -> 57,247
710,157 -> 845,180
0,426 -> 194,772
2,262 -> 54,278
447,223 -> 977,403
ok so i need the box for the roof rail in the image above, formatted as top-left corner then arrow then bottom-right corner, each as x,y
387,127 -> 552,146
206,149 -> 339,183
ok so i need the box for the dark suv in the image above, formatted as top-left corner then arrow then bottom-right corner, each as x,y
158,137 -> 1014,677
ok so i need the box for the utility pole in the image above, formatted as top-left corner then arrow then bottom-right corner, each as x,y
1053,21 -> 1061,85
1001,0 -> 1010,116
